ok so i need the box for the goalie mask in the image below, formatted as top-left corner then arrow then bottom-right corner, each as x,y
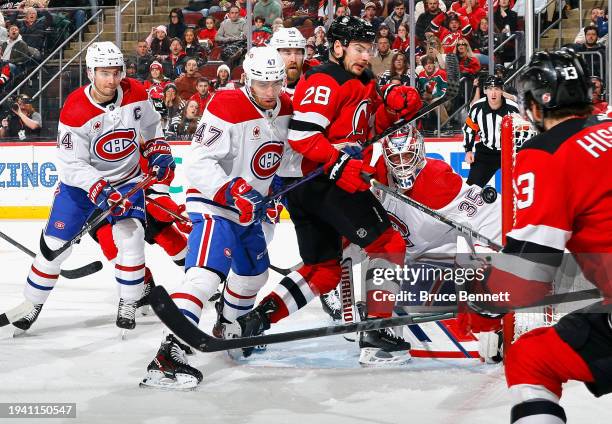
381,126 -> 426,190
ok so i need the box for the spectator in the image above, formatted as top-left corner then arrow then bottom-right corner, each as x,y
47,0 -> 86,34
414,0 -> 446,22
197,16 -> 217,51
128,39 -> 154,81
144,61 -> 171,114
213,63 -> 235,90
313,26 -> 329,61
383,0 -> 409,35
253,0 -> 282,25
18,7 -> 44,58
362,2 -> 383,32
252,16 -> 273,46
0,94 -> 41,139
272,17 -> 284,32
591,76 -> 608,115
471,17 -> 502,66
305,38 -> 318,60
494,0 -> 518,34
391,23 -> 410,54
431,12 -> 472,53
324,4 -> 350,31
0,24 -> 30,77
455,37 -> 480,76
417,55 -> 448,130
416,0 -> 444,41
379,51 -> 412,85
215,5 -> 246,44
147,25 -> 171,60
162,38 -> 188,79
168,8 -> 187,40
450,0 -> 486,30
574,7 -> 603,44
161,83 -> 185,135
418,33 -> 446,72
175,58 -> 202,99
125,61 -> 137,78
377,22 -> 394,44
0,11 -> 7,44
370,35 -> 392,77
183,28 -> 207,65
166,99 -> 201,140
571,26 -> 607,79
189,77 -> 212,114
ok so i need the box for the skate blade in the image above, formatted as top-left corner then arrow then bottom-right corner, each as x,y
140,305 -> 152,316
119,328 -> 134,340
12,328 -> 28,338
358,348 -> 412,367
139,370 -> 199,391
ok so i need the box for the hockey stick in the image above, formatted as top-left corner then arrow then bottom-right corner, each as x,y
0,231 -> 103,279
145,196 -> 189,223
149,285 -> 454,352
45,174 -> 157,261
0,300 -> 35,327
269,262 -> 302,276
370,179 -> 503,251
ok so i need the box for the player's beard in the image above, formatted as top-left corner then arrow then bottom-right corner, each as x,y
286,64 -> 302,85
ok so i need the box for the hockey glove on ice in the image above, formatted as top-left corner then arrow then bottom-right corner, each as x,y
88,179 -> 132,216
142,139 -> 175,181
382,84 -> 423,119
224,177 -> 265,224
324,151 -> 373,194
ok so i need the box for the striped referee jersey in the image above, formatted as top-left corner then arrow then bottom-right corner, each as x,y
463,97 -> 520,153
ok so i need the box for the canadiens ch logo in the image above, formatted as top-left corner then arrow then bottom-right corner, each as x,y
54,221 -> 65,230
224,248 -> 232,258
94,128 -> 137,162
387,211 -> 414,247
250,141 -> 284,180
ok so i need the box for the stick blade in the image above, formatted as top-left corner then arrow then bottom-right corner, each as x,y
59,261 -> 103,279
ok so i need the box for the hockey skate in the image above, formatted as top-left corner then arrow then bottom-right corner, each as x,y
213,297 -> 268,356
140,334 -> 202,390
319,287 -> 342,321
117,298 -> 138,338
222,298 -> 277,359
12,304 -> 43,336
136,269 -> 156,316
358,326 -> 412,366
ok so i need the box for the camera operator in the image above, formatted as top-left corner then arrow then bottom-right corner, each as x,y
0,94 -> 41,139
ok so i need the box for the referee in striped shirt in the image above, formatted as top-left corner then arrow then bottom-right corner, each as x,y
463,76 -> 519,187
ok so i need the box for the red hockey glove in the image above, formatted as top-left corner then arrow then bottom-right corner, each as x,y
263,199 -> 284,224
324,151 -> 371,193
142,139 -> 175,181
146,195 -> 180,223
222,177 -> 265,224
381,84 -> 423,120
88,179 -> 132,216
174,204 -> 193,233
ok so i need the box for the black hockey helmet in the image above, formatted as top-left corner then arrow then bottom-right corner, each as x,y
484,75 -> 504,89
327,16 -> 376,47
518,47 -> 591,111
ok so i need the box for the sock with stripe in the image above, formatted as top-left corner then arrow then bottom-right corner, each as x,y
222,272 -> 268,322
24,234 -> 73,304
171,266 -> 221,325
113,219 -> 146,301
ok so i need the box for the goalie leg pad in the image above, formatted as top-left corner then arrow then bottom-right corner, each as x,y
113,219 -> 146,301
505,326 -> 594,399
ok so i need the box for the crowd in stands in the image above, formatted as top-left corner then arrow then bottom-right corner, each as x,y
0,0 -> 608,139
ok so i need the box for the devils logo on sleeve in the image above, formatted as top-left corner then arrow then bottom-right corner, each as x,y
94,128 -> 138,162
347,99 -> 370,141
250,141 -> 284,180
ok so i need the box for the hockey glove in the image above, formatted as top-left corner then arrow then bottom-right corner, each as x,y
381,84 -> 423,119
224,177 -> 265,224
263,198 -> 284,224
146,195 -> 192,233
324,151 -> 371,194
142,139 -> 175,181
88,179 -> 132,216
174,204 -> 193,234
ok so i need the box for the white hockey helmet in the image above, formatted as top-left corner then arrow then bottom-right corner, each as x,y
269,27 -> 307,53
381,125 -> 426,190
86,41 -> 125,82
242,46 -> 286,86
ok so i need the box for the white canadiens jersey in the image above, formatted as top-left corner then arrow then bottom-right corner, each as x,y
56,78 -> 163,192
185,87 -> 293,224
371,152 -> 502,259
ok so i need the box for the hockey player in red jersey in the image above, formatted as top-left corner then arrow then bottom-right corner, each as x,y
466,48 -> 612,423
223,16 -> 422,360
8,42 -> 174,334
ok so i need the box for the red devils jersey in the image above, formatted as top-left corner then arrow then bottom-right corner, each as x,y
286,62 -> 383,176
488,116 -> 612,305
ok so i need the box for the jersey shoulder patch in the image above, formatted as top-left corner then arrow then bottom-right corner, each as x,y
120,78 -> 149,106
59,86 -> 104,128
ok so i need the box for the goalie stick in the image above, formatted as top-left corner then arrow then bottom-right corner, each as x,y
44,174 -> 157,261
149,285 -> 454,352
0,231 -> 102,279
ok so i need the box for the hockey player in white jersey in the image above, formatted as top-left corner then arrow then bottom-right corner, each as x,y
141,46 -> 292,389
9,41 -> 173,333
352,125 -> 503,365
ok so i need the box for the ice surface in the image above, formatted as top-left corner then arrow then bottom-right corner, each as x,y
1,221 -> 610,424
